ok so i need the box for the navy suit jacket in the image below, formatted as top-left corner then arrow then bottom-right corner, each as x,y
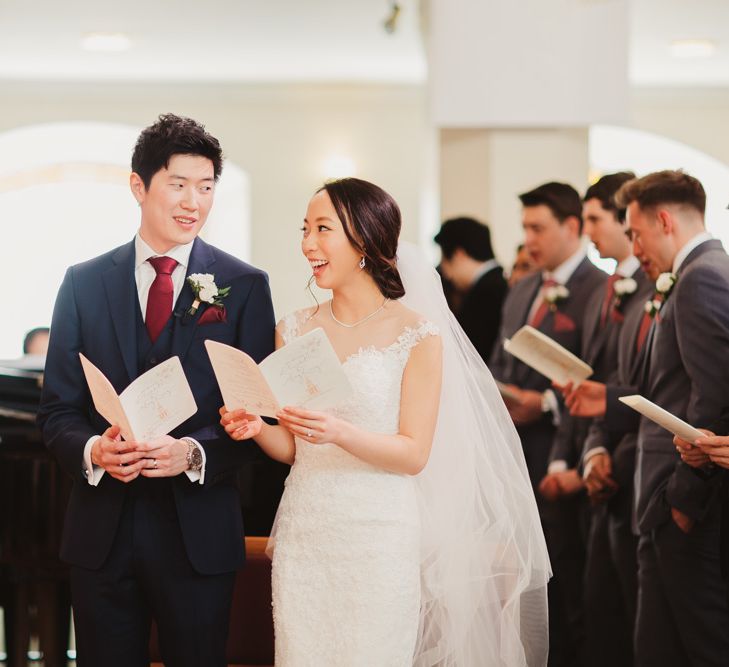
38,237 -> 275,574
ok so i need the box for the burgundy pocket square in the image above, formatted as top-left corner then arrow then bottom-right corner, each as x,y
553,312 -> 576,332
197,306 -> 227,325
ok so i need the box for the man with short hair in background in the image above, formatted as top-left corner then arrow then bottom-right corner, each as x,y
434,216 -> 507,363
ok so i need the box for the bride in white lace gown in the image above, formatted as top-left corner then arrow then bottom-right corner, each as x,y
221,178 -> 550,666
272,309 -> 438,665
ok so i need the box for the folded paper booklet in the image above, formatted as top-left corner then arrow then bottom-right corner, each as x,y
503,325 -> 593,386
205,327 -> 353,419
79,354 -> 197,442
618,395 -> 705,442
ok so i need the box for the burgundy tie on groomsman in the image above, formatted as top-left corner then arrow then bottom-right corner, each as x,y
529,278 -> 558,328
146,256 -> 179,343
600,273 -> 623,328
635,292 -> 663,353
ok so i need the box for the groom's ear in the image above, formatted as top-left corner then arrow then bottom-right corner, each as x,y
130,172 -> 146,205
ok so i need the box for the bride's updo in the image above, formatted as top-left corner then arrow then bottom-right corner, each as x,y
318,178 -> 405,300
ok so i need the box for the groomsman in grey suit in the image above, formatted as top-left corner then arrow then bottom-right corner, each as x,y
491,182 -> 606,667
557,172 -> 651,667
571,171 -> 729,665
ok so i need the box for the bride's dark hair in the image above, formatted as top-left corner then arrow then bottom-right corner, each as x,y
317,178 -> 405,300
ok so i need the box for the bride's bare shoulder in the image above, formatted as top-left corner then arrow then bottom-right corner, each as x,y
385,301 -> 431,330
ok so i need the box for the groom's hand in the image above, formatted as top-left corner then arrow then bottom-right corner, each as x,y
91,425 -> 147,483
135,436 -> 189,477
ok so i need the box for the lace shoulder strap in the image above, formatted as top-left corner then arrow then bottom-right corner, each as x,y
277,307 -> 317,345
393,319 -> 440,359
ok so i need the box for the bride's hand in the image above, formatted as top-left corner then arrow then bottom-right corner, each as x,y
219,407 -> 263,441
277,406 -> 347,445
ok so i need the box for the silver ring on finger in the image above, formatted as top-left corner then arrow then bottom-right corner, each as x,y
306,430 -> 313,438
153,459 -> 158,469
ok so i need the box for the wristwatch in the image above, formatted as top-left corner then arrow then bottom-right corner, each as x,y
184,438 -> 203,472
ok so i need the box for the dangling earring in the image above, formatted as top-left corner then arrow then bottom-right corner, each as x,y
359,257 -> 366,269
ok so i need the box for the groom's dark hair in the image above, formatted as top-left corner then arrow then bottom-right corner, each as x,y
132,113 -> 224,188
319,178 -> 405,300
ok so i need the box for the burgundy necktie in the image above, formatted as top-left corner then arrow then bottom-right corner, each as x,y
600,273 -> 623,328
635,292 -> 662,353
146,256 -> 178,343
529,278 -> 558,328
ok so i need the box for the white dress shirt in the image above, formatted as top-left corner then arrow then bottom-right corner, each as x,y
673,231 -> 713,274
470,258 -> 501,286
83,233 -> 207,486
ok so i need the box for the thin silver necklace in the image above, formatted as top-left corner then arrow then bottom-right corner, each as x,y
329,297 -> 389,328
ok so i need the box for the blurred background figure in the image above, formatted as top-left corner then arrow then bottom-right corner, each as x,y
509,243 -> 537,286
435,263 -> 464,313
22,327 -> 50,357
434,216 -> 508,363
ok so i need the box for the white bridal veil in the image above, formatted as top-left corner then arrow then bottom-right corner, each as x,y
398,242 -> 551,666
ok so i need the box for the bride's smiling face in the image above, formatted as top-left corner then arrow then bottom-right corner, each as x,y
302,190 -> 363,290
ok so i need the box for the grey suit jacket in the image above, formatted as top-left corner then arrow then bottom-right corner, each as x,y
491,256 -> 607,482
581,267 -> 655,462
635,239 -> 729,534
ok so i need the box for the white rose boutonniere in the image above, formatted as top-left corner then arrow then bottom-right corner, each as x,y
656,272 -> 677,295
644,272 -> 676,319
610,277 -> 639,321
614,277 -> 637,297
543,284 -> 569,311
187,273 -> 231,316
644,298 -> 663,318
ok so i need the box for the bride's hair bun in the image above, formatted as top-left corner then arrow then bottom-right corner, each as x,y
318,178 -> 405,300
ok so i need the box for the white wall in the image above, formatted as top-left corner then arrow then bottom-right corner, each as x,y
0,81 -> 431,335
440,128 -> 589,267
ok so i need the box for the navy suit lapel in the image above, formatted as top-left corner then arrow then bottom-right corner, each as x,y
171,237 -> 216,363
102,241 -> 138,382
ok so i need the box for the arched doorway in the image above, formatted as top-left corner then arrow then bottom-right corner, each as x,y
0,121 -> 250,358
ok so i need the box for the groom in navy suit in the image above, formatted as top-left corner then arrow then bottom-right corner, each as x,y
38,114 -> 275,667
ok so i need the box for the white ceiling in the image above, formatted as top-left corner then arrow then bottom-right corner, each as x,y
630,0 -> 729,85
0,0 -> 725,86
0,0 -> 427,82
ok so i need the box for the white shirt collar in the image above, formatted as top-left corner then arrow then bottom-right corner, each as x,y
472,258 -> 501,284
616,255 -> 640,278
543,244 -> 587,285
672,231 -> 713,274
134,232 -> 195,271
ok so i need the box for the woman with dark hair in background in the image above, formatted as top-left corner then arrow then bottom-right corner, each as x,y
221,178 -> 549,666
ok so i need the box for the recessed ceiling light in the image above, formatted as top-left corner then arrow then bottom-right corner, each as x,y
81,32 -> 132,53
671,39 -> 716,59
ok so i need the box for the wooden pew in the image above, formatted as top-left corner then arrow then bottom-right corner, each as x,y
149,536 -> 274,667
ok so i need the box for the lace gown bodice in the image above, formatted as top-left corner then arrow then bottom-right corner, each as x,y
270,310 -> 438,667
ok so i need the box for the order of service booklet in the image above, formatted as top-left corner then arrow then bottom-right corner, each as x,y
79,354 -> 198,442
503,325 -> 593,386
205,327 -> 353,419
618,394 -> 706,442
